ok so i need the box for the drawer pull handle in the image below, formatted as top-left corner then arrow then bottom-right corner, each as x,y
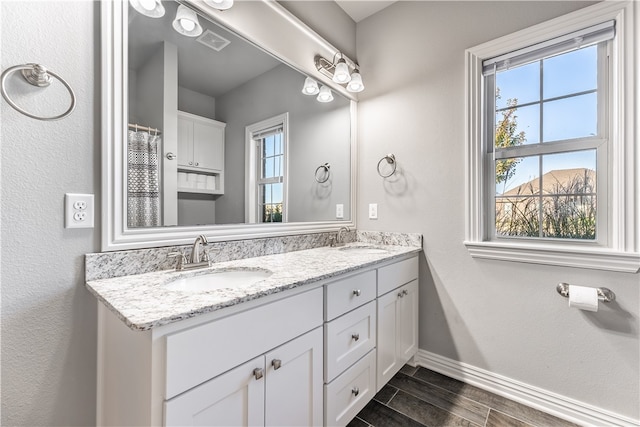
353,289 -> 361,297
352,387 -> 360,397
271,359 -> 282,370
351,333 -> 360,341
253,368 -> 264,380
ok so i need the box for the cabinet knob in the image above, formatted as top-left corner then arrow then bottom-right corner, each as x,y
271,359 -> 282,370
398,291 -> 404,298
165,152 -> 176,160
352,289 -> 361,297
253,368 -> 264,380
189,161 -> 193,165
351,333 -> 360,341
403,289 -> 408,296
351,387 -> 360,397
195,162 -> 199,166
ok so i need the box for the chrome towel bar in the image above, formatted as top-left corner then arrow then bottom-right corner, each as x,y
556,283 -> 615,302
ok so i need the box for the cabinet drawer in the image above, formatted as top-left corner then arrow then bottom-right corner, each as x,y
165,287 -> 323,399
325,270 -> 376,321
324,349 -> 376,427
324,301 -> 376,383
377,256 -> 418,296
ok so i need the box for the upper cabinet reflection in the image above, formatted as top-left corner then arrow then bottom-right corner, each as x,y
127,0 -> 352,228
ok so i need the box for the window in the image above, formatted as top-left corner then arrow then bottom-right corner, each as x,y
246,113 -> 289,224
464,2 -> 638,272
256,127 -> 285,223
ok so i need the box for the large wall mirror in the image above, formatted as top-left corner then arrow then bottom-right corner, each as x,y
102,0 -> 357,251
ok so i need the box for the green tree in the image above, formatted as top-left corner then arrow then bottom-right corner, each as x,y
495,90 -> 526,188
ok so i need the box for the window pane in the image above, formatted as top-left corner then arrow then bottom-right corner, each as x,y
263,157 -> 274,179
496,62 -> 539,109
496,155 -> 539,196
274,134 -> 283,155
542,196 -> 596,239
496,103 -> 539,147
543,93 -> 597,142
543,45 -> 597,99
264,136 -> 275,157
542,150 -> 596,195
495,196 -> 540,237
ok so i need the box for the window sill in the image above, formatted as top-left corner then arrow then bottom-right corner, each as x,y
464,241 -> 640,273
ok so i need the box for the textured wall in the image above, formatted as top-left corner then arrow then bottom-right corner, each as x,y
355,1 -> 639,420
1,1 -> 99,425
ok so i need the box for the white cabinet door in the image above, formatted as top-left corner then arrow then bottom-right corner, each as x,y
164,356 -> 265,427
376,280 -> 419,391
265,327 -> 323,427
376,288 -> 400,391
177,116 -> 194,168
193,121 -> 224,171
398,280 -> 418,362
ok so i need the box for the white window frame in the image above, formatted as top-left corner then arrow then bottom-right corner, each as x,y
245,113 -> 289,223
464,1 -> 639,273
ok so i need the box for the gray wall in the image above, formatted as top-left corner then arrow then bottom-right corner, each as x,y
355,1 -> 639,419
1,1 -> 99,425
215,64 -> 351,224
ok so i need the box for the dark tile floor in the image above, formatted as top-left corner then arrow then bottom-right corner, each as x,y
349,366 -> 581,427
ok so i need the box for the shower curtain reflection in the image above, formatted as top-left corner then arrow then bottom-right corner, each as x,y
127,130 -> 161,227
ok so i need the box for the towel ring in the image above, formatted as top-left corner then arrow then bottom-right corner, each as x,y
1,63 -> 76,121
315,163 -> 331,183
377,154 -> 397,178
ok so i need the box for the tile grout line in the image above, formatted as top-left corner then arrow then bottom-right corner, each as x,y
483,408 -> 492,427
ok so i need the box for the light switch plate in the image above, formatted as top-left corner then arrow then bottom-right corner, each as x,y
336,204 -> 344,219
368,203 -> 378,219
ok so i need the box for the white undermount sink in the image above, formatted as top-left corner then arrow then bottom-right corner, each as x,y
338,245 -> 389,255
165,269 -> 273,292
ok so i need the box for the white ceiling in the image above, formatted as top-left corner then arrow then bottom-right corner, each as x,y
335,1 -> 396,23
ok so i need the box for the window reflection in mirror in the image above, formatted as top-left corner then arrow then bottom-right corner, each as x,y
127,1 -> 352,228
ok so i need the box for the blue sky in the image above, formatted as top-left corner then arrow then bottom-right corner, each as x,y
495,45 -> 598,193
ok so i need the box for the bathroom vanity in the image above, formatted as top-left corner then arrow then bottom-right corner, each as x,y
87,242 -> 419,426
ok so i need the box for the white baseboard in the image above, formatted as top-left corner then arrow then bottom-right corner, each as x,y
415,349 -> 639,427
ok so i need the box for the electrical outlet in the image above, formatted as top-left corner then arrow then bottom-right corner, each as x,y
368,203 -> 378,220
336,204 -> 344,219
65,193 -> 94,228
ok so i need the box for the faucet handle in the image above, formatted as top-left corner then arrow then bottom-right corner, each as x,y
167,250 -> 187,270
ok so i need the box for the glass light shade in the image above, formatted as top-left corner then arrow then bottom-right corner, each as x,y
332,59 -> 351,84
317,86 -> 334,103
172,5 -> 203,37
301,77 -> 320,95
204,0 -> 234,10
346,70 -> 364,93
129,0 -> 165,18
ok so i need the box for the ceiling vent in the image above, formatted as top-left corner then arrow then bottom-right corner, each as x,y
196,29 -> 231,52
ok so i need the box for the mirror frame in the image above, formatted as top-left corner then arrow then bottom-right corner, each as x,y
101,0 -> 358,251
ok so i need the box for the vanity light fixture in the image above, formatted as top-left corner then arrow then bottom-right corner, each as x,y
129,0 -> 165,18
301,77 -> 320,96
172,5 -> 203,37
317,85 -> 334,103
346,68 -> 365,93
314,53 -> 364,93
332,57 -> 351,84
204,0 -> 234,11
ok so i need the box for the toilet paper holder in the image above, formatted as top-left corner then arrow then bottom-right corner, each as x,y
556,283 -> 615,303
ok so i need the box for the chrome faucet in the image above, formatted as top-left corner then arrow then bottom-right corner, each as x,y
190,234 -> 209,264
335,226 -> 350,247
168,235 -> 216,271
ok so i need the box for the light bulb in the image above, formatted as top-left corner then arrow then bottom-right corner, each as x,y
317,86 -> 334,103
129,0 -> 165,17
332,58 -> 351,84
180,18 -> 196,32
301,77 -> 319,95
204,0 -> 234,10
346,70 -> 364,93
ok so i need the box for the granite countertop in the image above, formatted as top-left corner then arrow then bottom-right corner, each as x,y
86,242 -> 421,331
